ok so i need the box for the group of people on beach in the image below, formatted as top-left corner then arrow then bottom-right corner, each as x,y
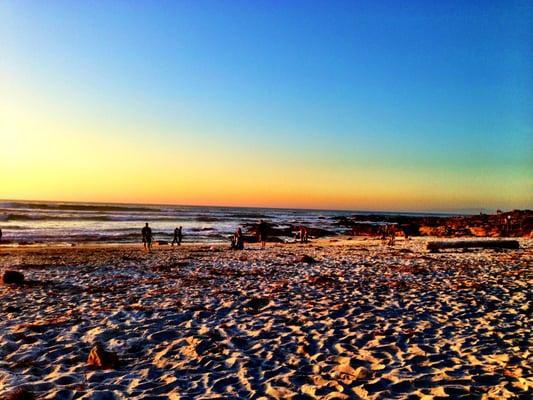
231,220 -> 269,250
230,227 -> 244,250
139,220 -> 273,252
379,223 -> 409,246
141,223 -> 182,251
299,226 -> 309,243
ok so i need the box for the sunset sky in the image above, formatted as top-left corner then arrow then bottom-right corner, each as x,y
1,1 -> 531,211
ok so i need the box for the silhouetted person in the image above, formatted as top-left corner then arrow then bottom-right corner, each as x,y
258,220 -> 268,249
388,224 -> 397,246
379,225 -> 388,241
231,227 -> 244,250
142,223 -> 152,251
172,226 -> 183,246
0,228 -> 2,243
172,227 -> 179,246
299,227 -> 309,243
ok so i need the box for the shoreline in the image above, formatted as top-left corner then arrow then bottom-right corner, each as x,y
0,235 -> 529,252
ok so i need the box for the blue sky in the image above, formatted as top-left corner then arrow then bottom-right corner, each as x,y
1,1 -> 531,210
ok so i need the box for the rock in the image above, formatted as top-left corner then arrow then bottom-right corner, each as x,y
4,388 -> 36,400
289,225 -> 335,238
2,271 -> 25,285
244,222 -> 295,242
309,275 -> 336,286
299,255 -> 316,264
469,227 -> 489,237
243,297 -> 270,312
5,305 -> 21,313
335,209 -> 533,238
87,344 -> 120,369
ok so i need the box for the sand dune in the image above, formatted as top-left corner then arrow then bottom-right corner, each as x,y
0,238 -> 531,399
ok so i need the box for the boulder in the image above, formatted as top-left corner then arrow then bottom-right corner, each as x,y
244,222 -> 292,239
289,225 -> 335,238
469,226 -> 489,237
87,344 -> 120,369
243,297 -> 270,312
299,255 -> 317,264
2,271 -> 25,285
4,388 -> 36,400
309,275 -> 336,286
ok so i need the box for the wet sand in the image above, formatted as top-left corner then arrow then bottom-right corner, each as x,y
0,237 -> 531,399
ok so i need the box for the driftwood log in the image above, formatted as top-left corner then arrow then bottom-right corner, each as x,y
427,240 -> 520,252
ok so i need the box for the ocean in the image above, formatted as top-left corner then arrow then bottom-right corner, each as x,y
0,200 -> 353,245
0,200 -> 451,245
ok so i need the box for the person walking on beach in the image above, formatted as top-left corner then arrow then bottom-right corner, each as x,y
258,220 -> 268,249
172,226 -> 183,246
172,227 -> 179,246
178,226 -> 183,245
142,223 -> 153,251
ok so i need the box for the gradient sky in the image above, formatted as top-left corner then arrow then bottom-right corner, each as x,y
1,1 -> 531,211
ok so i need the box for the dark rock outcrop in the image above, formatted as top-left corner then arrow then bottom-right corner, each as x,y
2,271 -> 25,285
336,210 -> 532,238
244,221 -> 335,242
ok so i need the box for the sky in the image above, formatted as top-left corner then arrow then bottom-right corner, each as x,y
0,0 -> 531,212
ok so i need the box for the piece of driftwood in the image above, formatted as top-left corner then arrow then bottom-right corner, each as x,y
427,240 -> 520,252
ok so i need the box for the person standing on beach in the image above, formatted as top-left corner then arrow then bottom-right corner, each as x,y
258,220 -> 268,249
300,227 -> 309,243
142,223 -> 152,251
178,226 -> 183,245
172,226 -> 183,246
231,227 -> 244,250
0,228 -> 2,243
387,224 -> 397,246
172,227 -> 179,246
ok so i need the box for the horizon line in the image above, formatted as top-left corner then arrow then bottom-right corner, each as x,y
2,197 -> 525,216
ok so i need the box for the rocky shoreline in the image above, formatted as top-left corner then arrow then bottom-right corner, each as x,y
334,210 -> 533,238
229,210 -> 533,244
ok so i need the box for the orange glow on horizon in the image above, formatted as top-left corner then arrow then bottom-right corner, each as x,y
1,89 -> 531,212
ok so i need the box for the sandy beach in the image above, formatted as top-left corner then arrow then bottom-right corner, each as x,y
0,237 -> 531,399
